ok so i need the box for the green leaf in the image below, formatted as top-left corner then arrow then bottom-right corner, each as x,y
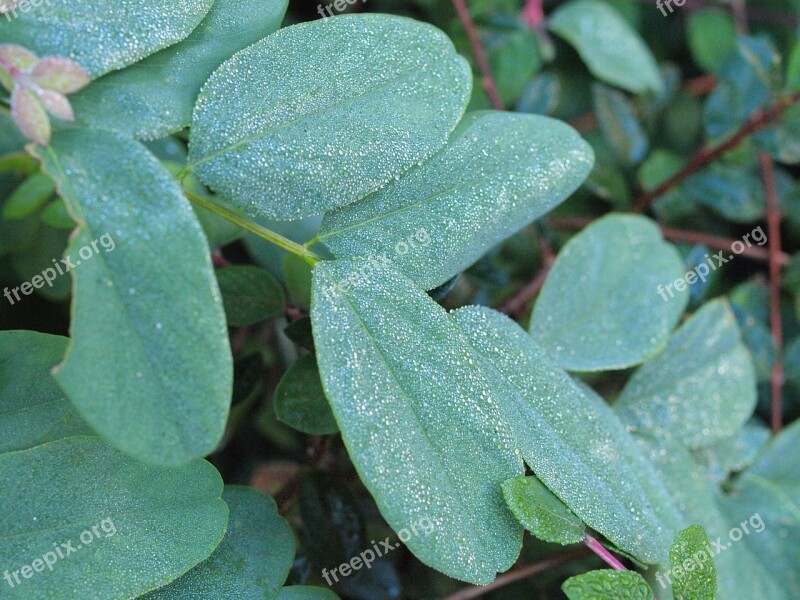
453,306 -> 681,564
274,355 -> 338,435
686,10 -> 737,74
311,258 -> 523,584
684,163 -> 764,222
216,265 -> 285,327
0,331 -> 92,453
0,0 -> 214,78
691,421 -> 770,484
143,486 -> 294,599
530,214 -> 688,371
592,83 -> 648,165
318,111 -> 593,290
71,0 -> 287,140
276,587 -> 340,600
562,570 -> 654,600
548,0 -> 662,95
615,299 -> 756,449
1,172 -> 54,220
501,475 -> 585,545
669,525 -> 717,600
188,14 -> 471,220
0,436 -> 228,598
40,198 -> 76,230
36,129 -> 232,466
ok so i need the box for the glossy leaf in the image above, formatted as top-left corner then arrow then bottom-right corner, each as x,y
0,0 -> 214,78
0,331 -> 92,453
188,14 -> 471,219
318,111 -> 593,290
501,475 -> 585,545
530,214 -> 688,371
311,258 -> 523,584
72,0 -> 288,140
615,300 -> 756,449
563,570 -> 653,600
143,486 -> 294,599
274,355 -> 338,435
0,436 -> 228,599
669,525 -> 716,600
548,0 -> 662,95
36,129 -> 232,466
216,265 -> 285,327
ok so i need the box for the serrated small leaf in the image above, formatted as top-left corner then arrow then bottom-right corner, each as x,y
615,299 -> 756,449
216,265 -> 285,327
562,570 -> 654,600
501,475 -> 585,545
0,436 -> 228,598
188,14 -> 471,219
548,0 -> 662,95
530,214 -> 688,371
0,0 -> 214,78
669,525 -> 717,600
72,0 -> 287,140
318,111 -> 593,290
36,129 -> 232,466
143,486 -> 294,599
0,331 -> 92,453
11,85 -> 49,145
29,57 -> 91,94
274,355 -> 338,435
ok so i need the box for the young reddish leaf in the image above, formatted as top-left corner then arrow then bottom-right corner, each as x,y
0,43 -> 38,69
30,56 -> 91,93
36,89 -> 75,121
10,85 -> 50,145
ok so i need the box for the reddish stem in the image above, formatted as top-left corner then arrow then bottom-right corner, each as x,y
451,0 -> 504,110
584,533 -> 627,571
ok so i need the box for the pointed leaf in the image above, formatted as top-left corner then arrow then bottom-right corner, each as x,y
0,43 -> 38,69
35,129 -> 232,466
0,0 -> 214,78
318,111 -> 593,290
274,355 -> 338,435
188,14 -> 471,219
11,85 -> 50,145
36,89 -> 74,121
72,0 -> 287,140
29,57 -> 91,94
530,214 -> 688,371
1,172 -> 55,220
501,475 -> 585,545
669,525 -> 717,600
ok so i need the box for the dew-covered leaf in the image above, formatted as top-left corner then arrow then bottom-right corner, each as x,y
0,436 -> 228,599
216,265 -> 285,327
318,111 -> 593,290
669,525 -> 716,600
562,570 -> 654,600
615,299 -> 756,449
311,258 -> 523,584
72,0 -> 287,140
188,14 -> 471,220
0,330 -> 92,453
501,475 -> 585,545
274,355 -> 338,435
143,486 -> 293,599
0,0 -> 214,78
35,129 -> 232,466
530,214 -> 688,371
548,0 -> 662,95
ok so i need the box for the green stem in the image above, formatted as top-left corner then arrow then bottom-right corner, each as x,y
183,190 -> 321,266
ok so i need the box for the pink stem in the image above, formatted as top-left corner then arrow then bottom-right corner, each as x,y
583,533 -> 628,571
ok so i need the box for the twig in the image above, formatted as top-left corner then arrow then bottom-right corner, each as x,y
451,0 -> 504,110
439,547 -> 589,600
548,216 -> 790,266
498,237 -> 555,317
633,91 -> 800,212
759,152 -> 784,434
584,533 -> 627,570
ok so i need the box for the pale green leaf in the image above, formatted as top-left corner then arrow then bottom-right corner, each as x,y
0,0 -> 213,78
318,110 -> 593,290
615,299 -> 756,448
501,475 -> 585,545
143,486 -> 294,599
548,0 -> 663,94
36,129 -> 232,466
274,355 -> 338,435
669,525 -> 716,600
0,330 -> 92,453
188,14 -> 471,220
0,436 -> 228,599
530,214 -> 688,371
562,570 -> 654,600
72,0 -> 287,139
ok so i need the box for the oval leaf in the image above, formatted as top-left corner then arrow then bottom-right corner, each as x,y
669,525 -> 717,600
562,570 -> 654,600
216,265 -> 286,327
274,355 -> 338,435
501,475 -> 585,545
